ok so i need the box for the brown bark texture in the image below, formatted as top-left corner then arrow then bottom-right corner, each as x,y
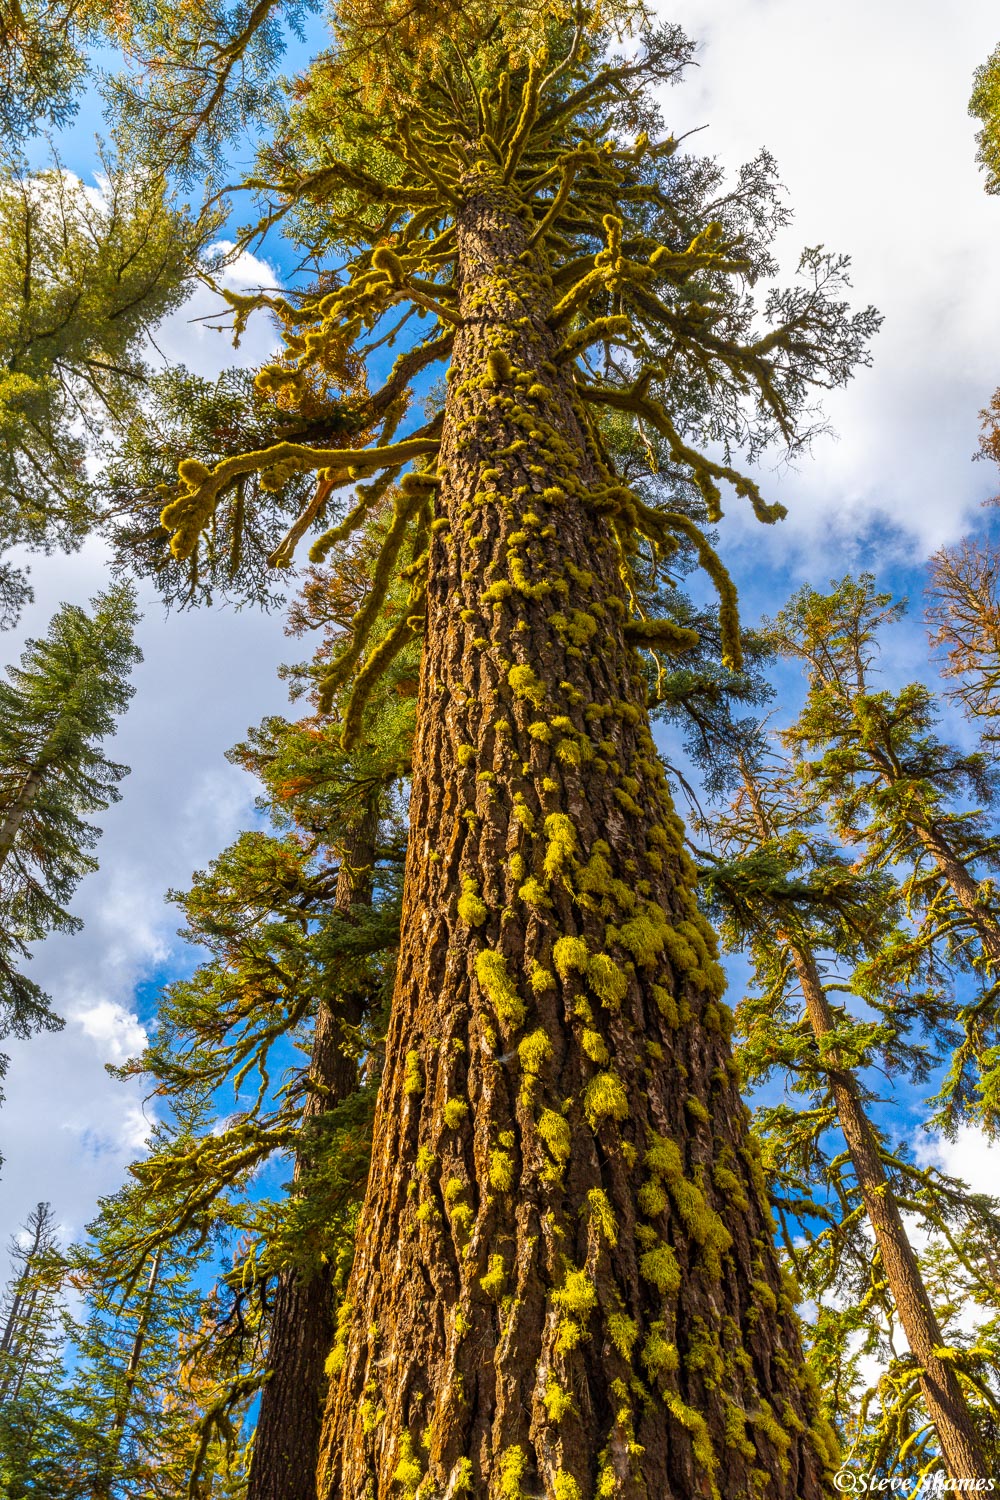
249,799 -> 380,1500
789,944 -> 989,1483
316,177 -> 833,1500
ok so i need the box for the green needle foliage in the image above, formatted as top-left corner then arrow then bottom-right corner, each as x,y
0,583 -> 140,1109
768,573 -> 1000,1133
0,157 -> 209,623
971,38 -> 1000,196
0,0 -> 98,140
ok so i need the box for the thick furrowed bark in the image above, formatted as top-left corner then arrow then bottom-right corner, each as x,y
317,177 -> 831,1500
248,801 -> 379,1500
789,944 -> 989,1483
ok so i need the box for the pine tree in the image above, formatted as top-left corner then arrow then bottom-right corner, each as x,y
768,573 -> 1000,1131
971,37 -> 1000,196
0,1202 -> 61,1408
699,747 -> 998,1482
0,584 -> 140,1110
0,161 -> 205,624
59,1170 -> 256,1500
0,1202 -> 70,1498
108,5 -> 880,1491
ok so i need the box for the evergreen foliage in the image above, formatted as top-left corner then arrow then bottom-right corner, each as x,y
971,39 -> 1000,196
699,742 -> 1000,1481
0,584 -> 140,1112
767,574 -> 1000,1132
0,157 -> 208,624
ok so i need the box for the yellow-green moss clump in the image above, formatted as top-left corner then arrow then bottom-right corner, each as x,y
544,1378 -> 574,1421
538,1108 -> 571,1164
606,1311 -> 637,1358
457,877 -> 488,926
480,1253 -> 506,1298
507,663 -> 546,707
645,1133 -> 732,1275
443,1097 -> 468,1129
475,950 -> 526,1028
404,1050 -> 424,1096
586,1187 -> 618,1244
583,1071 -> 629,1129
639,1243 -> 681,1295
498,1445 -> 528,1499
393,1432 -> 423,1496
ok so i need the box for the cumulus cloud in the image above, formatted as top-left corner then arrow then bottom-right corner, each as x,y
663,0 -> 1000,562
151,241 -> 282,377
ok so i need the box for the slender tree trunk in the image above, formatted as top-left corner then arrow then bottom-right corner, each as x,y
89,1248 -> 164,1500
0,1207 -> 48,1403
915,823 -> 1000,965
112,1246 -> 162,1433
0,763 -> 47,873
317,174 -> 829,1500
787,942 -> 989,1483
248,797 -> 380,1500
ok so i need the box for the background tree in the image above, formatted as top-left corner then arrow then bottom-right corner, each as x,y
927,535 -> 1000,746
768,574 -> 1000,1133
971,39 -> 1000,197
699,744 -> 999,1482
0,1202 -> 69,1498
0,159 -> 209,625
0,584 -> 140,1117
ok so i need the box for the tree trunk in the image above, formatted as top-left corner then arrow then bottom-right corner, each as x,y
0,763 -> 46,874
915,823 -> 1000,966
316,174 -> 830,1500
787,942 -> 989,1483
248,796 -> 380,1500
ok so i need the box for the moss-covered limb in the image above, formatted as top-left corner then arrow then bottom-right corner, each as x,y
309,466 -> 404,565
577,380 -> 785,527
623,617 -> 700,654
245,156 -> 442,214
372,241 -> 465,327
394,119 -> 464,208
502,57 -> 543,183
525,150 -> 588,250
362,332 -> 456,425
161,433 -> 441,562
555,314 -> 633,365
312,489 -> 423,702
267,472 -> 341,568
333,603 -> 422,738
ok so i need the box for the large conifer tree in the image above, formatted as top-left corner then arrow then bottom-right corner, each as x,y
124,5 -> 885,1493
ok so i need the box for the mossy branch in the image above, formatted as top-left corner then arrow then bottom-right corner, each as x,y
334,605 -> 424,742
162,435 -> 440,561
623,617 -> 700,655
556,314 -> 632,364
503,58 -> 542,183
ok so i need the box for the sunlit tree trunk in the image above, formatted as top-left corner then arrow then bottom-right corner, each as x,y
317,174 -> 830,1500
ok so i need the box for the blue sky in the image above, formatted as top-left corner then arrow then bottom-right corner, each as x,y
3,0 -> 1000,1281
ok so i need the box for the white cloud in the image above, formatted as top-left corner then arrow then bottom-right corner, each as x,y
151,242 -> 282,377
913,1123 -> 1000,1198
68,999 -> 148,1066
660,0 -> 1000,561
